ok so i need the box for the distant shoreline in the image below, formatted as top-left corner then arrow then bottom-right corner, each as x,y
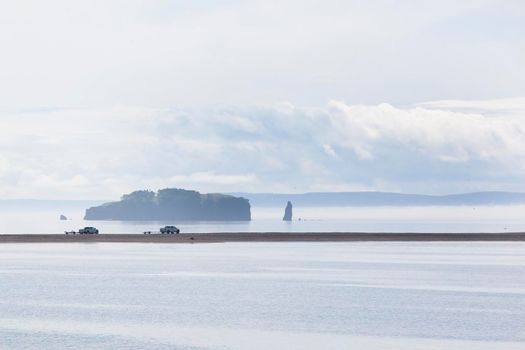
1,232 -> 525,243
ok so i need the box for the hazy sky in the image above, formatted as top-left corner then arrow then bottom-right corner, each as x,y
0,1 -> 524,198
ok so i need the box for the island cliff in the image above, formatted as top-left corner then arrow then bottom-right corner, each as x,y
84,188 -> 251,221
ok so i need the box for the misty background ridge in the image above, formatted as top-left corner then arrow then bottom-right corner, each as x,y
2,191 -> 525,211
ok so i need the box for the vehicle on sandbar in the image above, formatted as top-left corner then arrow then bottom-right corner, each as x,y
160,225 -> 180,234
78,227 -> 99,234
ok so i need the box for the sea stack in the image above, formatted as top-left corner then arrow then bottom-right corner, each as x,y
60,214 -> 67,220
283,201 -> 292,221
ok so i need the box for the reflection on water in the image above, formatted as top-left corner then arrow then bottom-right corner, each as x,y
0,242 -> 524,349
1,205 -> 525,234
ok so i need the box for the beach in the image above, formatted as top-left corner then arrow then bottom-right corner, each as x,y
1,232 -> 525,243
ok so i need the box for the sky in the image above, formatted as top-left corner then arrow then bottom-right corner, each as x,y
0,0 -> 524,199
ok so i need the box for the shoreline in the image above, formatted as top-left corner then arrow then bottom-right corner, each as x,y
0,232 -> 525,243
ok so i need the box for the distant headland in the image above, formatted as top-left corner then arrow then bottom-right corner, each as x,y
84,188 -> 251,221
230,191 -> 525,207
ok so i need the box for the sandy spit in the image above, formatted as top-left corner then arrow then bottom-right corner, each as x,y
0,232 -> 525,243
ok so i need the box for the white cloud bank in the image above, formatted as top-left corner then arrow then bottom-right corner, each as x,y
0,98 -> 524,199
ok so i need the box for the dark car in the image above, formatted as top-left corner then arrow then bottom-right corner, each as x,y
160,226 -> 180,234
78,227 -> 99,234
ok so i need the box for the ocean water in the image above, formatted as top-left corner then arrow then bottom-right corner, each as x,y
1,205 -> 525,234
0,242 -> 524,349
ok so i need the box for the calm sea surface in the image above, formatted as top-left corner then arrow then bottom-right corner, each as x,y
1,205 -> 525,234
0,242 -> 524,349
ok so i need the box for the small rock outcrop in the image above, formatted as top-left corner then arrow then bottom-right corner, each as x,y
283,201 -> 292,221
60,214 -> 67,220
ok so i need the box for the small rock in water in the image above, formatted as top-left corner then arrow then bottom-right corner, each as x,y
60,214 -> 67,220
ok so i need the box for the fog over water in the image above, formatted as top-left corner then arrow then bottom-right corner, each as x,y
1,242 -> 524,349
1,205 -> 524,234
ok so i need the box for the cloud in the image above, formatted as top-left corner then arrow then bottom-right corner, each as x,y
417,98 -> 525,116
322,144 -> 338,159
0,98 -> 524,198
325,100 -> 525,165
169,172 -> 259,186
0,1 -> 523,108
